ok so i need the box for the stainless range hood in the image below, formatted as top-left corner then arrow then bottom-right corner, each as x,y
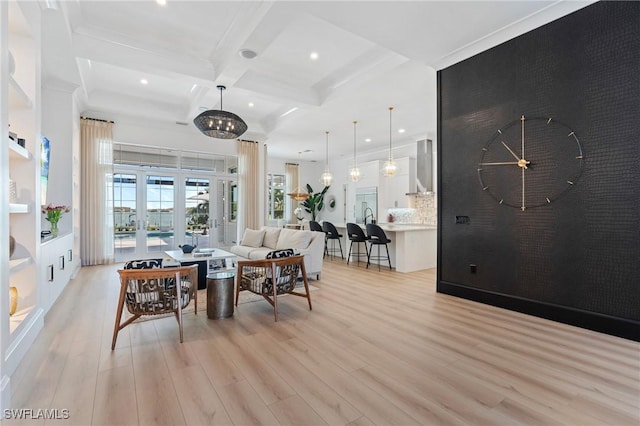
407,138 -> 433,195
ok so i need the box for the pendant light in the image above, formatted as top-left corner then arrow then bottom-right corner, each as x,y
193,85 -> 248,139
320,131 -> 333,186
287,152 -> 309,201
382,106 -> 397,177
349,120 -> 361,182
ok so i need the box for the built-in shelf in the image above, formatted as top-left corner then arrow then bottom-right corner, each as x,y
41,231 -> 71,245
9,257 -> 32,275
9,203 -> 29,213
8,139 -> 30,160
8,75 -> 33,109
9,306 -> 36,335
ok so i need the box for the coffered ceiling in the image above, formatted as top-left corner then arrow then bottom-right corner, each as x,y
39,0 -> 594,160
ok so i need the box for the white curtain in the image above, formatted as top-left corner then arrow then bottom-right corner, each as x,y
238,140 -> 260,235
285,162 -> 299,224
80,119 -> 114,265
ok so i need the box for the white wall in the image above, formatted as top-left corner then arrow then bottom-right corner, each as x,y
42,86 -> 75,234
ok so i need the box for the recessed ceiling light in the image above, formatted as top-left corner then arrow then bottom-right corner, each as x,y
310,52 -> 319,61
248,102 -> 254,107
239,49 -> 258,59
398,128 -> 406,133
140,78 -> 148,85
156,0 -> 167,6
365,138 -> 372,143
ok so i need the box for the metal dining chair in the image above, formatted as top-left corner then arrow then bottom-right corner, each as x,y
365,223 -> 392,271
346,223 -> 368,265
322,221 -> 344,260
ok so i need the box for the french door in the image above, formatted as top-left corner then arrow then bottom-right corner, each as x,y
114,171 -> 238,261
184,176 -> 212,249
114,171 -> 178,261
212,178 -> 238,248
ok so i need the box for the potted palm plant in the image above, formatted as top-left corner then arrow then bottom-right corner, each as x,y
301,184 -> 329,221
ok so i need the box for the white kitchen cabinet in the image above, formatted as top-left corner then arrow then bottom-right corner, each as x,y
40,233 -> 77,314
380,157 -> 416,210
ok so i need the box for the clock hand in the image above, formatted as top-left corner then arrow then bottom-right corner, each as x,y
478,160 -> 530,168
522,167 -> 525,211
478,161 -> 519,166
521,115 -> 526,211
501,141 -> 521,162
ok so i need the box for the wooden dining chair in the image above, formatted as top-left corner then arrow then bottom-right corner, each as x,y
235,255 -> 312,321
112,264 -> 198,349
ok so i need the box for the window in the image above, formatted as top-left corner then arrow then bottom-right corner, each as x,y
268,174 -> 285,220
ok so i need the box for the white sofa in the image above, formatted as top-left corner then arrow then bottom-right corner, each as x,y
229,226 -> 325,280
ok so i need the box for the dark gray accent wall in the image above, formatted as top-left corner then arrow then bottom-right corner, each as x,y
437,1 -> 639,340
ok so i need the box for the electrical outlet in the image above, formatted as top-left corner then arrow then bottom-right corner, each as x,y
470,264 -> 477,274
456,215 -> 470,224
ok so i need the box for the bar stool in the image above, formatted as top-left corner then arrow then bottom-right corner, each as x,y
322,221 -> 344,260
309,220 -> 323,232
346,223 -> 368,266
366,223 -> 392,271
309,221 -> 327,257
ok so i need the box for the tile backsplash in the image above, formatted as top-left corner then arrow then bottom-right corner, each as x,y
386,193 -> 437,225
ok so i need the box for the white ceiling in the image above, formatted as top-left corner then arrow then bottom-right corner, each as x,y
40,0 -> 594,161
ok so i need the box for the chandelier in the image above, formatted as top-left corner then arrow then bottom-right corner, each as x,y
382,106 -> 397,177
320,131 -> 333,186
349,120 -> 361,182
193,85 -> 248,139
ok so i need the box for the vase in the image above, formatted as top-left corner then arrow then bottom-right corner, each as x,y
9,179 -> 17,203
50,221 -> 59,237
9,286 -> 18,316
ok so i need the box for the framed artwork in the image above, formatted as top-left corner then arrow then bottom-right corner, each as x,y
40,136 -> 50,207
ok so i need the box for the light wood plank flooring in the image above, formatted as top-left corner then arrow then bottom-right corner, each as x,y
5,259 -> 639,425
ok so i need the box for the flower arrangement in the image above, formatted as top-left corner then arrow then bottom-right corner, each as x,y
294,206 -> 304,221
42,204 -> 70,235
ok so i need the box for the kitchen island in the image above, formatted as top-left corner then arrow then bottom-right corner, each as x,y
334,223 -> 437,273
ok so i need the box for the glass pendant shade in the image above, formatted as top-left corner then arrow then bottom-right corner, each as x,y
321,169 -> 333,186
193,85 -> 247,139
349,120 -> 361,182
349,166 -> 361,182
320,131 -> 333,186
382,106 -> 397,177
382,159 -> 397,177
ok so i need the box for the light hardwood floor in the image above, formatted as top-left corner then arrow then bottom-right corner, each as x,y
5,259 -> 640,425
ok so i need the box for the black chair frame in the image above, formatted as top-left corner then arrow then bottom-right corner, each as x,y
346,223 -> 368,266
366,224 -> 393,271
323,221 -> 344,260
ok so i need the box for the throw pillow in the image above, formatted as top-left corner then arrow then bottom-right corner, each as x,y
241,228 -> 266,248
266,248 -> 295,259
276,228 -> 311,250
261,227 -> 281,249
124,258 -> 163,269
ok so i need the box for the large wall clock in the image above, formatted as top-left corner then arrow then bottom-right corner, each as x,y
477,115 -> 584,211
